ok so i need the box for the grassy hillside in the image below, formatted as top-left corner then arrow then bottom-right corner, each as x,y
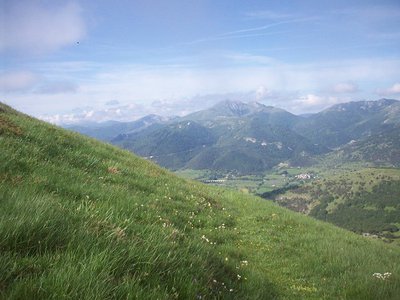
1,102 -> 400,299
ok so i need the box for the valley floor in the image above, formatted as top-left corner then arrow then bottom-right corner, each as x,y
176,166 -> 400,246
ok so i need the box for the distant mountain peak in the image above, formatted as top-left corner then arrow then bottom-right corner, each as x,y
140,114 -> 167,123
210,100 -> 269,117
214,100 -> 252,116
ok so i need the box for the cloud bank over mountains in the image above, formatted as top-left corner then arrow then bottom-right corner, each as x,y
1,1 -> 400,123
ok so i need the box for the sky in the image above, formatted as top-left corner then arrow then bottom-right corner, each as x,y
1,0 -> 400,124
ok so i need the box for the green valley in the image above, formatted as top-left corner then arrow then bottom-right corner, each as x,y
66,98 -> 400,249
2,102 -> 400,299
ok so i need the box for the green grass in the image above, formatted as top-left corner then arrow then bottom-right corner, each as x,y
1,102 -> 400,299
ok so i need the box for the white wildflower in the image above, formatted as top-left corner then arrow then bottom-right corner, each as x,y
373,272 -> 392,280
201,235 -> 210,243
240,260 -> 249,266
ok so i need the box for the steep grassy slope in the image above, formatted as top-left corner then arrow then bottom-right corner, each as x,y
1,102 -> 400,299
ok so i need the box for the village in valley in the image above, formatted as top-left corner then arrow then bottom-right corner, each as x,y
175,167 -> 318,195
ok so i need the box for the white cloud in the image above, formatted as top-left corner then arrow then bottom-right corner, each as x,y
41,91 -> 350,124
295,94 -> 324,107
0,1 -> 86,54
255,86 -> 271,100
331,82 -> 358,93
4,57 -> 400,119
40,103 -> 145,124
291,94 -> 344,113
377,83 -> 400,96
0,71 -> 39,92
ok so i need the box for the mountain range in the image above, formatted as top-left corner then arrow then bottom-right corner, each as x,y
67,98 -> 400,173
64,114 -> 170,142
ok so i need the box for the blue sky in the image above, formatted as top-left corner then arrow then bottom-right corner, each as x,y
1,0 -> 400,123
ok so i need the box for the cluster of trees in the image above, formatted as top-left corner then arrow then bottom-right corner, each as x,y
310,180 -> 400,235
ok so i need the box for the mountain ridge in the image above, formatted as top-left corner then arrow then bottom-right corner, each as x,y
113,101 -> 325,172
293,98 -> 400,149
66,98 -> 400,172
